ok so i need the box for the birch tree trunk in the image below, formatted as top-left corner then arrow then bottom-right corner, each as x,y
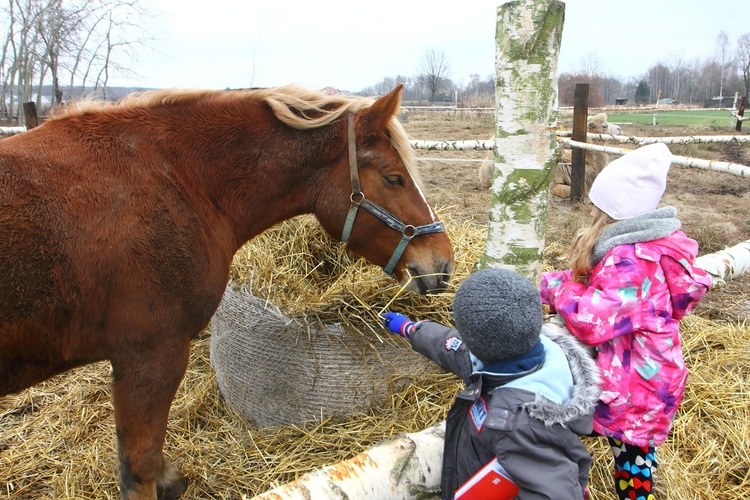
480,0 -> 565,284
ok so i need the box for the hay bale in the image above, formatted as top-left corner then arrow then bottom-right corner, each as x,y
210,285 -> 433,428
209,213 -> 485,428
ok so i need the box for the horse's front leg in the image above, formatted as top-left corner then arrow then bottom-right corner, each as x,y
111,338 -> 191,500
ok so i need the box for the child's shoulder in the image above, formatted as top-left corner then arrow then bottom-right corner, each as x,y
634,231 -> 699,263
598,241 -> 640,266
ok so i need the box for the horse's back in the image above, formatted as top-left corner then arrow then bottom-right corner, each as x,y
0,121 -> 231,394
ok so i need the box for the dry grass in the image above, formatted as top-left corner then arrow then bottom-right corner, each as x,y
1,115 -> 749,499
2,211 -> 748,499
226,211 -> 485,333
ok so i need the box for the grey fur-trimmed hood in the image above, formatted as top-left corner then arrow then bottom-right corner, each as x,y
523,324 -> 601,430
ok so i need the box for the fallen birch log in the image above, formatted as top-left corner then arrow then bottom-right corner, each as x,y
411,135 -> 749,151
595,134 -> 750,145
695,239 -> 750,289
415,157 -> 485,163
250,422 -> 445,499
560,139 -> 750,178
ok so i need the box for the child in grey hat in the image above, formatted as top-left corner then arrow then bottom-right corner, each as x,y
382,267 -> 600,500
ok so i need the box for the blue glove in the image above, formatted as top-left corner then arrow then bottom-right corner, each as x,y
381,312 -> 417,339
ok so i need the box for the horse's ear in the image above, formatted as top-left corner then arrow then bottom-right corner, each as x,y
357,84 -> 403,136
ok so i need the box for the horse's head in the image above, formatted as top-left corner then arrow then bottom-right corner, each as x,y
319,85 -> 454,294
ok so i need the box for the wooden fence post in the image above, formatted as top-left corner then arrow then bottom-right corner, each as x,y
736,96 -> 746,132
23,101 -> 38,129
479,0 -> 565,283
570,84 -> 589,202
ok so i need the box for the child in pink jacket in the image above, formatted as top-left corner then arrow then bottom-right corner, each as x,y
540,143 -> 712,500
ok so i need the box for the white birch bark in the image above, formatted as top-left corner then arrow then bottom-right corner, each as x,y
561,139 -> 750,177
410,139 -> 494,150
584,134 -> 750,144
556,132 -> 750,144
695,240 -> 750,289
481,0 -> 565,283
0,126 -> 26,136
250,423 -> 445,500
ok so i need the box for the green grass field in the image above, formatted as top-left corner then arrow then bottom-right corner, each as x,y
606,109 -> 737,127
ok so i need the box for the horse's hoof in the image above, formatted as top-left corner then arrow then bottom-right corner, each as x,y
157,476 -> 187,500
156,462 -> 187,500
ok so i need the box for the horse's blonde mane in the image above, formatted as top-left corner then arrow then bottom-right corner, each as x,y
49,85 -> 418,181
250,86 -> 418,183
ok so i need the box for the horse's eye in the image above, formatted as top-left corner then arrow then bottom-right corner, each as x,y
384,175 -> 403,186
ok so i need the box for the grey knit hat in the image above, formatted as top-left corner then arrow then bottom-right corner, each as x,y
452,268 -> 543,364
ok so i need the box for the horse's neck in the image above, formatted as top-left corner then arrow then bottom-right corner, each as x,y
165,118 -> 322,246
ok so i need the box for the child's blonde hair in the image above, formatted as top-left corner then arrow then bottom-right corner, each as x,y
569,206 -> 615,282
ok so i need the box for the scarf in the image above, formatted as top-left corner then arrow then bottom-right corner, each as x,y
591,206 -> 681,266
479,339 -> 545,374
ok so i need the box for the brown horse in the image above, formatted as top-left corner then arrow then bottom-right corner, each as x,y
0,84 -> 453,499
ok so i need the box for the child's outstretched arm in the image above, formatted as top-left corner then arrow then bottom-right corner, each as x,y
381,312 -> 473,382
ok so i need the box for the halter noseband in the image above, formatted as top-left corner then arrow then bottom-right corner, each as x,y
340,113 -> 446,277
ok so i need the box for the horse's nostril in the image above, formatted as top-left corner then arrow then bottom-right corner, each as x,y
435,261 -> 453,289
442,262 -> 453,282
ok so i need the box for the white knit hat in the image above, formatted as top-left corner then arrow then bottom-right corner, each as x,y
589,143 -> 672,220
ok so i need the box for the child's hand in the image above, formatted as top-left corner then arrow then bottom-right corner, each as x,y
380,312 -> 417,339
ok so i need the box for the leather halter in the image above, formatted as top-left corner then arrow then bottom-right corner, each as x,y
340,113 -> 446,277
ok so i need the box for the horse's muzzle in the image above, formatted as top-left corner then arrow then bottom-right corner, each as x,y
406,261 -> 453,295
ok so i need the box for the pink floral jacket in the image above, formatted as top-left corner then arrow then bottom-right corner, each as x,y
540,231 -> 711,447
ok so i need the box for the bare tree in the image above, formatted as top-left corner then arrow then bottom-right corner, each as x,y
0,1 -> 16,118
576,53 -> 602,78
715,31 -> 730,101
738,32 -> 750,99
558,42 -> 749,108
0,0 -> 152,122
461,73 -> 493,106
1,0 -> 45,121
374,76 -> 396,96
37,0 -> 85,105
648,63 -> 671,101
601,76 -> 622,103
418,48 -> 451,102
77,1 -> 153,99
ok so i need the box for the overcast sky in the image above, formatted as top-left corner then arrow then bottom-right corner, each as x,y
115,0 -> 748,91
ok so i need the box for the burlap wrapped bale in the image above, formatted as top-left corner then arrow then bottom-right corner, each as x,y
210,284 -> 435,428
